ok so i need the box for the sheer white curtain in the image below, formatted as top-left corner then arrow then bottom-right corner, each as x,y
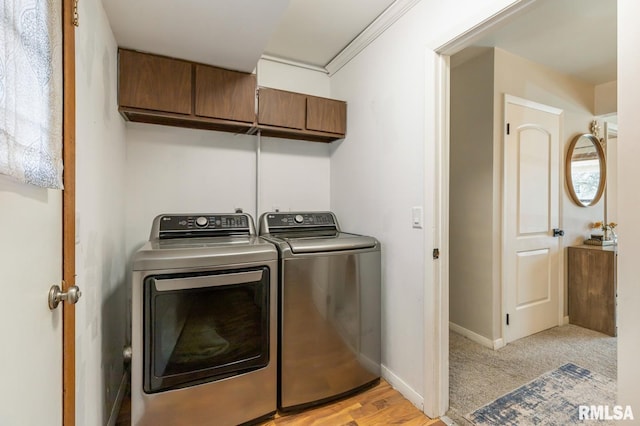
0,0 -> 63,189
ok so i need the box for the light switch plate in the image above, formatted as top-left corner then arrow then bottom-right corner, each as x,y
412,206 -> 423,229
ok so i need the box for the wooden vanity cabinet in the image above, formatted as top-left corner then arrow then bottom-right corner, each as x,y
119,49 -> 192,115
195,65 -> 256,123
567,245 -> 616,336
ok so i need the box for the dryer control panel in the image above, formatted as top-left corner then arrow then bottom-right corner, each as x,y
152,213 -> 255,239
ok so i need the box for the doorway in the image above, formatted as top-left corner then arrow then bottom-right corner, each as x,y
434,0 -> 618,422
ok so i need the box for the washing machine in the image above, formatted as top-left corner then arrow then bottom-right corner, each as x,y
258,211 -> 381,411
130,213 -> 277,425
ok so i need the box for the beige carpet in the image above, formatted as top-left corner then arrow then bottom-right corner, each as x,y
447,325 -> 617,425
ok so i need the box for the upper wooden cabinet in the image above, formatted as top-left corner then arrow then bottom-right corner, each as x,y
119,49 -> 192,115
257,88 -> 306,130
257,87 -> 346,142
118,49 -> 256,133
306,95 -> 347,135
118,49 -> 347,142
195,65 -> 256,123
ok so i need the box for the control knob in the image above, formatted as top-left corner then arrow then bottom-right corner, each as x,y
195,216 -> 209,227
294,214 -> 304,224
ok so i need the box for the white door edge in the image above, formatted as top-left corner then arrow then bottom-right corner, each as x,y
422,50 -> 451,418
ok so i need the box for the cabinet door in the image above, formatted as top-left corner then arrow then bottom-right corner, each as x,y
195,65 -> 256,123
119,49 -> 192,114
258,88 -> 306,130
568,248 -> 616,336
306,96 -> 346,135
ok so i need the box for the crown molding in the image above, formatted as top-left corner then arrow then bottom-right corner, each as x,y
434,0 -> 537,55
259,54 -> 329,74
325,0 -> 422,76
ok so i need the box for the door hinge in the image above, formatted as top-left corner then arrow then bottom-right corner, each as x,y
506,313 -> 510,326
506,123 -> 510,135
433,248 -> 440,260
73,0 -> 79,27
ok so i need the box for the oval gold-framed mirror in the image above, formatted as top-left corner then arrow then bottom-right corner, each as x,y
566,133 -> 606,207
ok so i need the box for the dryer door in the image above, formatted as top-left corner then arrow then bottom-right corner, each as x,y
143,267 -> 271,393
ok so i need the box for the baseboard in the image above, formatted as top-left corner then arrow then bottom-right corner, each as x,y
440,415 -> 457,426
449,321 -> 502,350
563,316 -> 570,325
107,371 -> 129,426
381,365 -> 424,410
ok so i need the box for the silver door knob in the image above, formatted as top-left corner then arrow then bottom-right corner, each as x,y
48,283 -> 82,310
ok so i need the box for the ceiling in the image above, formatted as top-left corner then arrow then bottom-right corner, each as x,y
263,0 -> 396,67
101,0 -> 290,72
454,0 -> 617,85
102,0 -> 616,84
101,0 -> 397,73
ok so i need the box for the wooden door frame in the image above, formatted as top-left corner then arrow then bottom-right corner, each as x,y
62,0 -> 76,424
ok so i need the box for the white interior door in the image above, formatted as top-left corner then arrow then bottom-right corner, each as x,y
0,177 -> 62,424
504,95 -> 562,344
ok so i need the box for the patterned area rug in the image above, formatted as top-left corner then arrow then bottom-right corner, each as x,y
467,363 -> 616,425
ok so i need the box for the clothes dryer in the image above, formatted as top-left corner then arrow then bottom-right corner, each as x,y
131,213 -> 277,425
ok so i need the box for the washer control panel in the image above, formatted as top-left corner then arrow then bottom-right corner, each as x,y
265,212 -> 336,229
155,214 -> 253,239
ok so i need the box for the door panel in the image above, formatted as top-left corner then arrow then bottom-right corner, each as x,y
516,249 -> 551,307
504,97 -> 562,343
119,49 -> 193,115
195,65 -> 256,122
0,178 -> 62,425
518,128 -> 551,234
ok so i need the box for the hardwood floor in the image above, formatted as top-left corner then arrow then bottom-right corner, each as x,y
116,379 -> 444,425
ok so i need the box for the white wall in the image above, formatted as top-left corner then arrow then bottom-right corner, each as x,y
75,0 -> 128,424
257,58 -> 330,97
124,125 -> 256,255
260,136 -> 331,213
616,0 -> 640,418
124,125 -> 332,256
449,49 -> 496,339
595,80 -> 617,116
328,0 -> 519,408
